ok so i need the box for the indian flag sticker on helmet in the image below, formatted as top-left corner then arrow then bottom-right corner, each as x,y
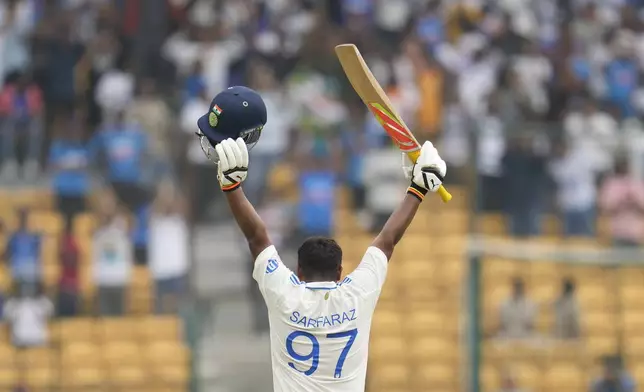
209,105 -> 223,127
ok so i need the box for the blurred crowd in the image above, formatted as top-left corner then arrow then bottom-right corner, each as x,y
1,0 -> 644,354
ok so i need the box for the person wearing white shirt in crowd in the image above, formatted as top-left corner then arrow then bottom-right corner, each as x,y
4,283 -> 53,348
245,63 -> 294,206
563,99 -> 618,176
549,140 -> 598,237
149,180 -> 189,314
180,85 -> 220,223
92,191 -> 132,316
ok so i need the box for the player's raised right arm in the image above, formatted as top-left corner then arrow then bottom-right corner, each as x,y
216,138 -> 271,259
371,141 -> 446,260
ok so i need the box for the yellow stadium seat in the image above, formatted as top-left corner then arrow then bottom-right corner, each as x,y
28,210 -> 63,235
372,310 -> 403,336
98,318 -> 139,342
370,336 -> 406,361
25,366 -> 56,389
543,363 -> 584,390
407,308 -> 452,336
141,317 -> 182,341
619,267 -> 644,285
150,364 -> 189,386
400,260 -> 439,284
583,312 -> 617,336
103,341 -> 141,365
622,284 -> 644,309
623,312 -> 644,336
577,283 -> 612,311
62,342 -> 100,365
586,335 -> 618,357
41,235 -> 59,266
530,280 -> 558,305
368,363 -> 410,388
479,213 -> 507,235
145,341 -> 189,366
62,366 -> 104,388
624,336 -> 644,358
57,318 -> 97,342
109,365 -> 147,387
74,213 -> 96,237
0,343 -> 16,367
442,258 -> 465,285
481,365 -> 500,392
0,369 -> 17,388
409,337 -> 457,363
511,362 -> 541,390
413,363 -> 457,387
19,347 -> 54,367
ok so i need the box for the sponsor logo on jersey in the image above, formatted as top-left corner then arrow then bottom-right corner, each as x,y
266,258 -> 279,274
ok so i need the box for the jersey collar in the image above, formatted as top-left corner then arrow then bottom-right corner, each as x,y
305,281 -> 338,290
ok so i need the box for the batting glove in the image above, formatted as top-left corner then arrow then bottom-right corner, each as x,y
215,138 -> 249,192
407,141 -> 447,201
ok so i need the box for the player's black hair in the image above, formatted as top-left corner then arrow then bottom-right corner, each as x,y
297,237 -> 343,281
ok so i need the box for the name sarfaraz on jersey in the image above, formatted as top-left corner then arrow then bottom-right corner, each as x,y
289,309 -> 357,329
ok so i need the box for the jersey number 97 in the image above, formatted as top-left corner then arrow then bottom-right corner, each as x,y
286,329 -> 358,378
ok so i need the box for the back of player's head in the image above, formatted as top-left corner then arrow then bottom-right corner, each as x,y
297,237 -> 342,281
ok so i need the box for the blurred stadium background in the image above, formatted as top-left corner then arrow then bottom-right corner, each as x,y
1,0 -> 644,392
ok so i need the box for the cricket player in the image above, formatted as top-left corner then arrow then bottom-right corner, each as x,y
197,86 -> 447,391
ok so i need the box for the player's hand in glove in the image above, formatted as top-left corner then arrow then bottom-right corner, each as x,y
407,141 -> 447,201
215,137 -> 249,192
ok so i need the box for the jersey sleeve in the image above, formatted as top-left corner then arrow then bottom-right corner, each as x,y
252,245 -> 300,309
345,246 -> 388,305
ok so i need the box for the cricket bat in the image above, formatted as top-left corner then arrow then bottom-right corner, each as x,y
335,44 -> 452,203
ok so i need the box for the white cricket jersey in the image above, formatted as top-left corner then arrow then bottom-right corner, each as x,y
252,245 -> 388,392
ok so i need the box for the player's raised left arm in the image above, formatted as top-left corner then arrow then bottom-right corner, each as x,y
216,138 -> 272,259
372,141 -> 446,259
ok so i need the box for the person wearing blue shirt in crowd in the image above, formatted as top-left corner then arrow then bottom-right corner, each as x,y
90,111 -> 150,212
48,115 -> 90,228
131,203 -> 150,266
604,52 -> 638,118
295,142 -> 336,241
4,209 -> 41,293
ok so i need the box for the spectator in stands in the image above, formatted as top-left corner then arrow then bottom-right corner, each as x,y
127,77 -> 173,177
246,63 -> 293,206
0,72 -> 44,180
4,282 -> 53,348
131,203 -> 150,266
57,220 -> 80,317
362,141 -> 409,232
180,85 -> 219,223
183,60 -> 206,103
149,180 -> 189,314
4,208 -> 41,293
95,63 -> 135,123
498,277 -> 537,339
293,156 -> 337,243
92,191 -> 132,316
48,114 -> 90,229
591,356 -> 635,392
90,110 -> 150,213
550,141 -> 597,237
600,156 -> 644,247
553,278 -> 581,339
502,134 -> 547,237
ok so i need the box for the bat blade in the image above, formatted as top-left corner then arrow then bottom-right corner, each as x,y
335,43 -> 452,203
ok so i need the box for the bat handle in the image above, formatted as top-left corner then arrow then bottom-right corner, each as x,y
437,185 -> 452,203
407,151 -> 452,203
